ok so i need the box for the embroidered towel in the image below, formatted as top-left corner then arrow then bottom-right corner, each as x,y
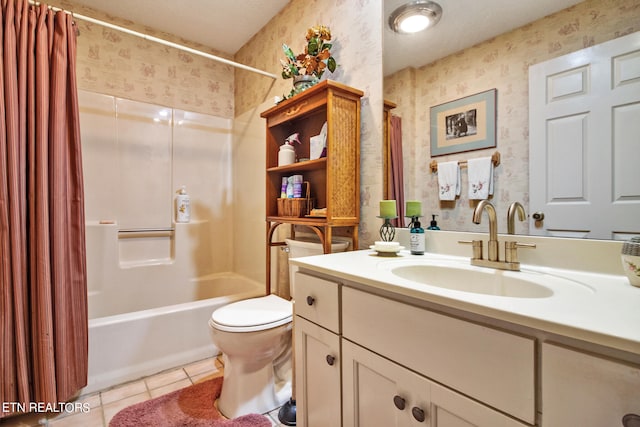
468,157 -> 494,200
437,161 -> 460,201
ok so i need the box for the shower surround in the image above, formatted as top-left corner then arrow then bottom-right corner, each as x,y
79,90 -> 258,392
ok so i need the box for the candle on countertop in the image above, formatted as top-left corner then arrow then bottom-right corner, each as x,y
406,200 -> 422,217
379,200 -> 397,218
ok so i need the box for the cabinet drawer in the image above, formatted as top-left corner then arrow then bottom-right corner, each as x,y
342,286 -> 535,424
266,91 -> 326,127
542,342 -> 640,426
294,272 -> 340,333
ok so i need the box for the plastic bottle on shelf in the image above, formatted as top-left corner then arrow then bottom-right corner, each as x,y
278,144 -> 295,166
175,186 -> 191,223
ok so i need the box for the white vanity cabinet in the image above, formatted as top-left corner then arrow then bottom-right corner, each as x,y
542,343 -> 640,427
293,273 -> 342,427
343,339 -> 528,427
294,269 -> 640,427
294,272 -> 534,426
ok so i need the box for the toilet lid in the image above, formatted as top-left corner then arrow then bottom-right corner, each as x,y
211,294 -> 292,331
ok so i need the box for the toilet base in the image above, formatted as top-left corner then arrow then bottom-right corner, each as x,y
217,359 -> 291,418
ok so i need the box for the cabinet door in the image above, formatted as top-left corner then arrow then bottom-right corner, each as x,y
343,340 -> 430,427
343,340 -> 530,427
342,286 -> 535,423
430,383 -> 530,427
542,342 -> 640,426
295,316 -> 341,427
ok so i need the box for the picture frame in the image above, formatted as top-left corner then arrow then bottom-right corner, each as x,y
430,89 -> 497,157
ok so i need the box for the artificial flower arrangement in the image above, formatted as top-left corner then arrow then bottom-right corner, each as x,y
280,25 -> 337,98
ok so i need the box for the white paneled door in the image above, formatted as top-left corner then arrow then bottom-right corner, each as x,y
529,31 -> 640,240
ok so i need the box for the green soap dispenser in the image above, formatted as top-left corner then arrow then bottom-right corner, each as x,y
410,220 -> 425,255
427,214 -> 440,230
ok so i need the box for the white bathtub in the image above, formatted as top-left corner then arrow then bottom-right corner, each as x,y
84,273 -> 263,394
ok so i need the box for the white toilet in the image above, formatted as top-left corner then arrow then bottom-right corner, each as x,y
208,236 -> 349,418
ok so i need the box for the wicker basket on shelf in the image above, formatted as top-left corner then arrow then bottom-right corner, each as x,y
277,181 -> 314,217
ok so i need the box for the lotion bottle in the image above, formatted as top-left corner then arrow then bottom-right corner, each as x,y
176,186 -> 191,223
410,220 -> 425,255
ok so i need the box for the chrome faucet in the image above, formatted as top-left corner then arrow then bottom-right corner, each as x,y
472,200 -> 498,261
507,201 -> 526,234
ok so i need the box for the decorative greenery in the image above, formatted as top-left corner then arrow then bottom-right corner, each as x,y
281,25 -> 337,81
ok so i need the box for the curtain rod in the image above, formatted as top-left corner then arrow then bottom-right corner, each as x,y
28,1 -> 278,79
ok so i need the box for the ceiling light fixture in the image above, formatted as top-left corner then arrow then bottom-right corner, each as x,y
388,0 -> 442,34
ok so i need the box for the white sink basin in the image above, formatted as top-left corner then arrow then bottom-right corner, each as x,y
380,259 -> 594,298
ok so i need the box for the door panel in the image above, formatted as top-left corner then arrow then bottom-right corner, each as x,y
529,32 -> 640,240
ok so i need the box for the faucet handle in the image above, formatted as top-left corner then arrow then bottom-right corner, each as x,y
505,241 -> 536,263
458,240 -> 483,260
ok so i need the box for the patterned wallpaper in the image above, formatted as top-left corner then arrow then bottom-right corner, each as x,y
47,0 -> 236,118
54,0 -> 384,249
235,0 -> 384,248
384,0 -> 640,235
53,0 -> 637,245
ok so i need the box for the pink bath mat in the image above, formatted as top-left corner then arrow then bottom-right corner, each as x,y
108,377 -> 272,427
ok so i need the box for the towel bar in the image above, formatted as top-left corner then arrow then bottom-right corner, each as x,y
118,228 -> 175,238
430,150 -> 500,173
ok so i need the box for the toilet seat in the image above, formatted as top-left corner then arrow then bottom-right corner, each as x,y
210,294 -> 292,332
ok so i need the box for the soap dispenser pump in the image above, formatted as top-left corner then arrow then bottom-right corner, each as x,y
427,214 -> 440,230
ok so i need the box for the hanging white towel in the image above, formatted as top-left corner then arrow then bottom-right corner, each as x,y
467,157 -> 494,200
437,161 -> 460,201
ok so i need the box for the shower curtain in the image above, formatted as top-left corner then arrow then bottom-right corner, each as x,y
389,114 -> 405,227
0,0 -> 87,416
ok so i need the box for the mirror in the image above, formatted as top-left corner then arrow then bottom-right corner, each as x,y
383,0 -> 640,240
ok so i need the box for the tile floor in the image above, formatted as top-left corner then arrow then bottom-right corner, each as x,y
0,356 -> 288,427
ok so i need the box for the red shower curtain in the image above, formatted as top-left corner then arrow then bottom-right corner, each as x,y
0,0 -> 87,416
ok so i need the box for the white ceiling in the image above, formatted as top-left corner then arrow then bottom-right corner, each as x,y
67,0 -> 585,76
383,0 -> 585,75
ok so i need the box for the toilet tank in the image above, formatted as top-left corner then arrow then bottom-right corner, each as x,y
284,236 -> 349,295
285,236 -> 349,258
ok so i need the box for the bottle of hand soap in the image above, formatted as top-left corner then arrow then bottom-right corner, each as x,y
427,214 -> 440,230
175,186 -> 191,223
410,220 -> 425,255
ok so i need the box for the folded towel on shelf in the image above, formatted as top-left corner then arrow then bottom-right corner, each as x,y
437,161 -> 460,201
468,156 -> 494,200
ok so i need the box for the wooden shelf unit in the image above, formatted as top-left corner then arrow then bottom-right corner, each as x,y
261,80 -> 363,293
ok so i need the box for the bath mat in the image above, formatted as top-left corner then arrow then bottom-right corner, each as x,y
108,377 -> 272,427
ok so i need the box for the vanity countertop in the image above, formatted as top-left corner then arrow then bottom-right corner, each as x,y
290,248 -> 640,355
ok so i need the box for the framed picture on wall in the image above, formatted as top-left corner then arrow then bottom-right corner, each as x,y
430,89 -> 497,156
